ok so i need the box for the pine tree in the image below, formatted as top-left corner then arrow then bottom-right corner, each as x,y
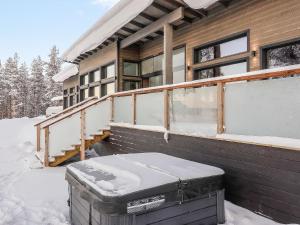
0,61 -> 5,119
15,63 -> 30,117
28,56 -> 46,117
45,46 -> 62,102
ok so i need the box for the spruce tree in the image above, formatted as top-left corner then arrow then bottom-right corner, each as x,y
16,63 -> 30,117
0,61 -> 5,119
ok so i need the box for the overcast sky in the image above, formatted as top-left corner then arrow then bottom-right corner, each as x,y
0,0 -> 119,65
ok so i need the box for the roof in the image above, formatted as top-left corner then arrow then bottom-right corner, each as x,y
52,64 -> 78,82
57,0 -> 222,82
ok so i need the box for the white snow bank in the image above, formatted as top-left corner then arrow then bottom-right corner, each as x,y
46,106 -> 63,117
0,117 -> 69,225
216,134 -> 300,150
51,96 -> 63,102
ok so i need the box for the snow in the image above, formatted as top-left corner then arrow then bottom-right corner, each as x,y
51,96 -> 63,102
0,117 -> 297,225
46,106 -> 63,117
52,64 -> 78,82
183,0 -> 219,9
67,153 -> 224,197
0,117 -> 69,225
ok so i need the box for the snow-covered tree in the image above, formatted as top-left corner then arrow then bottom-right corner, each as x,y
45,46 -> 62,102
0,61 -> 5,119
28,56 -> 46,117
14,63 -> 30,117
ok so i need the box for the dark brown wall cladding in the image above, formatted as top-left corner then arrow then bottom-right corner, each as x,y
97,126 -> 300,224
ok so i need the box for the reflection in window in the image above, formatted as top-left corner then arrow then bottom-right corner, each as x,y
80,74 -> 89,85
63,97 -> 68,109
94,86 -> 100,98
173,47 -> 185,84
124,80 -> 140,91
194,33 -> 248,63
124,62 -> 139,76
265,41 -> 300,69
194,61 -> 247,80
154,55 -> 163,72
94,70 -> 101,82
149,75 -> 163,87
89,87 -> 94,97
69,96 -> 74,107
101,82 -> 115,97
141,58 -> 154,75
102,63 -> 115,79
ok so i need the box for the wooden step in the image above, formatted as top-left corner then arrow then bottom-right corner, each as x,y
49,130 -> 111,167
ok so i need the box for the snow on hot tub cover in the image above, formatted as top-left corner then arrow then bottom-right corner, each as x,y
67,153 -> 224,197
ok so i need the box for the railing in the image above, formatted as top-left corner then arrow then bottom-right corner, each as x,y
36,65 -> 300,166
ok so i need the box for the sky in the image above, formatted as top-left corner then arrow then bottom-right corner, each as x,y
0,0 -> 119,65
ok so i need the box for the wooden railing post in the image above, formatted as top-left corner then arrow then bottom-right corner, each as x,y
36,124 -> 41,152
132,93 -> 136,125
110,96 -> 114,122
164,90 -> 170,130
44,127 -> 49,167
217,82 -> 225,134
80,110 -> 86,161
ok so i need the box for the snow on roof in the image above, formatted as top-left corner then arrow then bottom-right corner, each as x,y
51,96 -> 63,102
67,153 -> 224,197
183,0 -> 219,9
62,0 -> 154,62
52,64 -> 78,82
62,0 -> 220,63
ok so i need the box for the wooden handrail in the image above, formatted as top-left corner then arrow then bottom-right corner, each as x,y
41,65 -> 300,129
34,96 -> 98,127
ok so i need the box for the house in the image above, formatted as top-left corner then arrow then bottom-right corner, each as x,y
37,0 -> 300,223
53,0 -> 300,109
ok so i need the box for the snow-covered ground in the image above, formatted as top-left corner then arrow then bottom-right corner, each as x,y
0,117 -> 297,225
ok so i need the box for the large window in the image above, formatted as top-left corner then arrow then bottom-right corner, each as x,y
80,74 -> 89,85
102,63 -> 115,79
194,33 -> 248,63
149,75 -> 163,87
141,55 -> 163,76
263,40 -> 300,69
101,82 -> 115,97
123,81 -> 140,91
124,62 -> 139,76
194,60 -> 248,80
173,47 -> 185,84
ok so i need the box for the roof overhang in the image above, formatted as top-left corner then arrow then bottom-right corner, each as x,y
53,64 -> 78,82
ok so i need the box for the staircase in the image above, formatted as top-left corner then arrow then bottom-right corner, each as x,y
49,130 -> 111,167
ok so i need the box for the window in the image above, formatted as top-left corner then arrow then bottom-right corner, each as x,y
123,81 -> 140,91
101,82 -> 115,97
80,74 -> 88,85
63,97 -> 68,109
94,86 -> 100,98
69,96 -> 74,107
141,55 -> 163,75
149,75 -> 163,87
263,40 -> 300,69
124,62 -> 139,76
80,88 -> 89,101
173,47 -> 185,84
63,89 -> 68,95
70,87 -> 75,94
102,63 -> 115,79
94,70 -> 101,82
194,60 -> 248,80
194,33 -> 248,63
89,87 -> 94,97
89,71 -> 94,83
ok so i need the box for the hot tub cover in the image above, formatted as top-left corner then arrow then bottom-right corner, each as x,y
66,153 -> 224,201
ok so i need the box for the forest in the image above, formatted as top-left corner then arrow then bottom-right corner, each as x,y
0,46 -> 62,119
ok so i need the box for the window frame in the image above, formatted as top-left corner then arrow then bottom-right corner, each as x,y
193,58 -> 250,80
123,60 -> 140,77
260,37 -> 300,69
193,30 -> 250,64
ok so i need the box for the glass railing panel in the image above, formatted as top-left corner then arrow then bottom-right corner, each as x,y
169,86 -> 218,136
114,96 -> 132,124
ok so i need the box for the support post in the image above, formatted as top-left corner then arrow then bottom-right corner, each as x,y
217,82 -> 225,134
110,96 -> 114,122
163,23 -> 173,85
163,90 -> 170,130
44,127 -> 49,167
36,124 -> 41,152
132,93 -> 136,125
80,110 -> 86,161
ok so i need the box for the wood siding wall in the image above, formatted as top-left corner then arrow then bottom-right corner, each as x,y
99,126 -> 300,224
79,42 -> 117,75
139,0 -> 300,81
